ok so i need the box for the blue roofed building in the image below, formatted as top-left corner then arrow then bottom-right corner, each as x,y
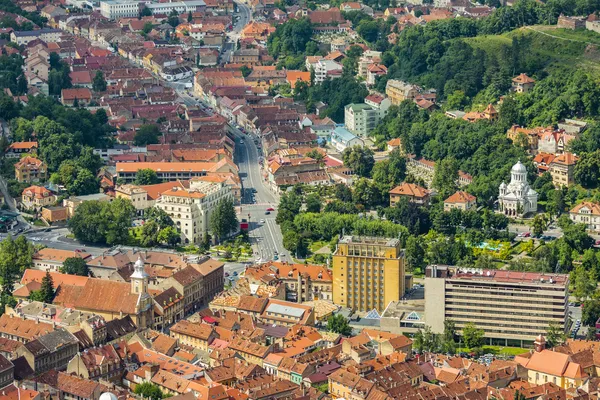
330,127 -> 364,153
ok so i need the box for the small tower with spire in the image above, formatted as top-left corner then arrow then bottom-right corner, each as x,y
131,256 -> 149,295
130,256 -> 153,328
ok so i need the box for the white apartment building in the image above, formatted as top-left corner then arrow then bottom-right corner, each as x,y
569,201 -> 600,233
10,29 -> 62,46
344,103 -> 378,137
314,59 -> 342,84
357,50 -> 381,78
100,0 -> 143,19
155,180 -> 233,244
145,0 -> 206,14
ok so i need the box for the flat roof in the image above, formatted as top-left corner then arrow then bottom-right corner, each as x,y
265,303 -> 305,318
338,235 -> 400,247
451,268 -> 568,285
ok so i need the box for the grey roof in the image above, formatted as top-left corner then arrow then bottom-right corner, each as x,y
12,28 -> 61,37
265,303 -> 305,318
72,193 -> 111,202
37,329 -> 78,352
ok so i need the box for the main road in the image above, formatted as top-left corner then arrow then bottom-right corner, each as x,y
230,127 -> 289,263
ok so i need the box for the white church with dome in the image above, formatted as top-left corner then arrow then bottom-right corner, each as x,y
498,161 -> 538,217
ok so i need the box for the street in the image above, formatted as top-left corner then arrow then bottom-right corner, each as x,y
230,127 -> 289,263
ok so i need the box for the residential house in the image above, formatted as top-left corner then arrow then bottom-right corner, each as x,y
518,348 -> 586,389
15,157 -> 47,183
314,59 -> 342,83
21,186 -> 56,211
66,344 -> 123,382
389,183 -> 430,206
549,152 -> 578,187
5,142 -> 38,158
61,88 -> 92,107
331,127 -> 364,153
32,248 -> 91,272
570,202 -> 600,233
386,79 -> 419,105
512,73 -> 535,93
366,63 -> 387,86
169,320 -> 217,351
443,191 -> 476,212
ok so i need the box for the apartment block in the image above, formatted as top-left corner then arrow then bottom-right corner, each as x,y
425,265 -> 568,347
344,103 -> 379,137
332,236 -> 406,312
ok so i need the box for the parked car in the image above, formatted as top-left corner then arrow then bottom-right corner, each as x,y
265,211 -> 271,215
266,207 -> 274,211
523,232 -> 531,237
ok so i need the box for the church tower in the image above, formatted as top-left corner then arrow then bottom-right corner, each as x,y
131,256 -> 153,328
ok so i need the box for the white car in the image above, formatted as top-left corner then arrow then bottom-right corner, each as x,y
259,219 -> 265,223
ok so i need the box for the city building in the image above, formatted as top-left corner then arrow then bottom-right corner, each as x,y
100,0 -> 143,19
145,0 -> 206,15
385,79 -> 419,106
569,201 -> 600,233
10,29 -> 62,46
314,59 -> 342,84
549,152 -> 578,187
116,161 -> 237,183
333,236 -> 406,312
364,93 -> 391,119
15,329 -> 79,374
498,161 -> 538,217
245,261 -> 333,302
330,127 -> 364,153
344,103 -> 379,137
517,346 -> 586,389
32,248 -> 91,272
21,186 -> 56,211
155,180 -> 234,244
389,183 -> 430,206
15,157 -> 47,184
425,265 -> 568,347
443,191 -> 476,212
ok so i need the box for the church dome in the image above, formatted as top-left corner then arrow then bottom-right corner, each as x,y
499,181 -> 507,189
511,161 -> 527,174
99,393 -> 118,400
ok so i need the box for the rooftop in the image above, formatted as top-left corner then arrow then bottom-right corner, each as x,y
338,235 -> 400,247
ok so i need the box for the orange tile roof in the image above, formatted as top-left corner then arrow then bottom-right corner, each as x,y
512,73 -> 535,84
160,188 -> 206,199
552,152 -> 578,166
245,261 -> 332,282
22,185 -> 53,200
20,269 -> 89,288
525,350 -> 582,378
389,182 -> 429,198
0,314 -> 54,340
33,248 -> 91,263
444,191 -> 476,204
171,320 -> 215,341
116,162 -> 218,173
15,156 -> 43,168
61,88 -> 92,100
8,141 -> 37,150
571,201 -> 600,215
286,71 -> 311,89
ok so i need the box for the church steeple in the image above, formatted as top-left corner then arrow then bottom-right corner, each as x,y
131,255 -> 149,295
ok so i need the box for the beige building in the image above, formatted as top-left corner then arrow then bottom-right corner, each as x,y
517,346 -> 586,389
389,182 -> 430,206
549,152 -> 578,187
170,320 -> 217,351
443,191 -> 477,212
333,236 -> 406,312
425,265 -> 568,347
21,186 -> 56,210
385,79 -> 419,106
15,157 -> 47,183
32,248 -> 91,272
570,201 -> 600,232
155,180 -> 234,244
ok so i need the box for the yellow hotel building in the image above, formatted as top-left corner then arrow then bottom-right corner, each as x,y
332,236 -> 405,312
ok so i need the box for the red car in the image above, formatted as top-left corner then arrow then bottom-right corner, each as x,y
266,207 -> 275,211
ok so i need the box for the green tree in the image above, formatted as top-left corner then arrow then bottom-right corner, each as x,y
530,214 -> 547,237
405,235 -> 425,272
305,193 -> 321,213
135,169 -> 160,185
140,6 -> 152,16
92,71 -> 107,92
441,319 -> 457,355
276,192 -> 302,224
240,65 -> 252,77
134,124 -> 161,146
145,207 -> 174,229
140,220 -> 159,247
68,199 -> 135,245
432,158 -> 459,199
334,184 -> 353,202
60,257 -> 89,276
583,297 -> 600,326
342,146 -> 375,177
71,169 -> 99,196
570,264 -> 596,302
134,383 -> 164,400
546,321 -> 566,348
413,325 -> 439,353
209,198 -> 238,242
326,314 -> 352,336
157,226 -> 181,247
282,229 -> 308,258
0,236 -> 33,312
574,150 -> 600,188
462,322 -> 484,349
39,272 -> 55,303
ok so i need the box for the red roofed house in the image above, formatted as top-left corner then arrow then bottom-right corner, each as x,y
21,186 -> 56,210
389,182 -> 430,206
69,70 -> 92,88
512,73 -> 535,93
5,141 -> 37,158
366,63 -> 387,86
443,191 -> 476,212
15,156 -> 47,183
570,202 -> 600,232
61,88 -> 92,107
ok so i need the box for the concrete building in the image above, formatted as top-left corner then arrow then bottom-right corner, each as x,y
155,180 -> 234,244
116,160 -> 237,183
498,161 -> 538,217
314,59 -> 342,84
100,0 -> 143,19
145,0 -> 206,14
333,236 -> 406,312
425,265 -> 568,347
344,103 -> 379,137
10,29 -> 62,46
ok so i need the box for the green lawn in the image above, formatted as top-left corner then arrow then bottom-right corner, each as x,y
457,345 -> 528,356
